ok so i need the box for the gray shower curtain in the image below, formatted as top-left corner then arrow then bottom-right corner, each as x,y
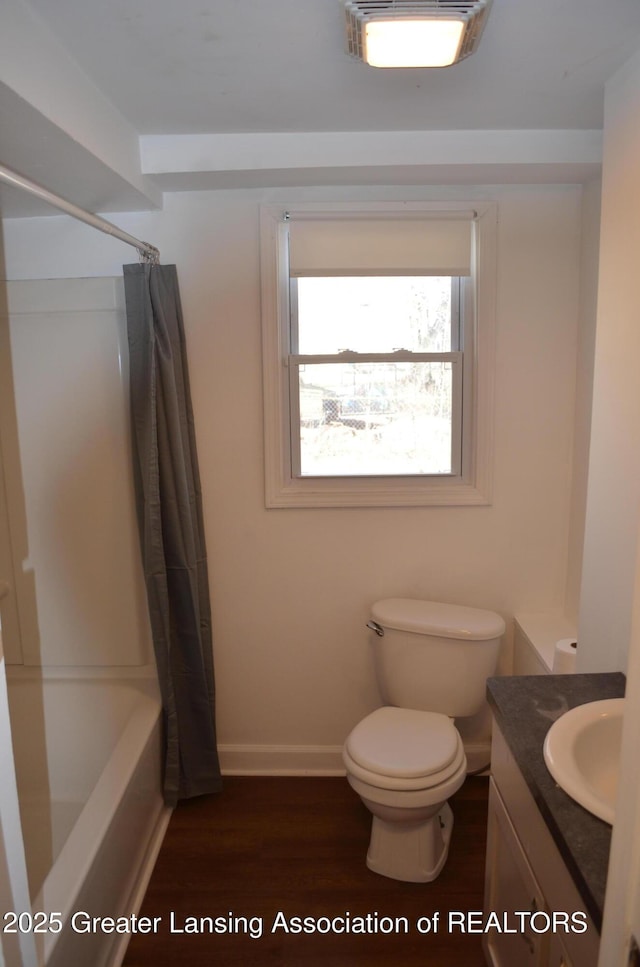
123,263 -> 222,807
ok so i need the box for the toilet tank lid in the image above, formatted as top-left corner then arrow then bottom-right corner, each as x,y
371,599 -> 506,641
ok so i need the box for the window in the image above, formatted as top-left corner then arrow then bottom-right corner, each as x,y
260,202 -> 496,508
291,275 -> 462,477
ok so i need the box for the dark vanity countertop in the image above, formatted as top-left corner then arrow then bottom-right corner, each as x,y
486,672 -> 626,931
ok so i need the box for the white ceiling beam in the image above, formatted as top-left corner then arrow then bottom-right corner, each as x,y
0,0 -> 161,213
140,129 -> 602,189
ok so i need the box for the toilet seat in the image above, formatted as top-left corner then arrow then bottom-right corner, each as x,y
343,743 -> 466,793
343,706 -> 465,792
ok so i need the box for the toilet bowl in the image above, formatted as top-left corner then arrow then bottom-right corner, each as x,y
343,706 -> 467,882
343,599 -> 505,883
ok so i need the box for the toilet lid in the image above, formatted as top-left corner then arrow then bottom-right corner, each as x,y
345,707 -> 459,779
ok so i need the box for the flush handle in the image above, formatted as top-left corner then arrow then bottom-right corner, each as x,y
366,620 -> 384,637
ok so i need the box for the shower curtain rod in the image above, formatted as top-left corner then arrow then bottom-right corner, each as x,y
0,163 -> 160,264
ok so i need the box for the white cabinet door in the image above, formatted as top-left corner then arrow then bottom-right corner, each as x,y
547,931 -> 574,967
484,778 -> 548,967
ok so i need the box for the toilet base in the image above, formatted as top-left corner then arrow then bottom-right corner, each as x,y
366,802 -> 454,883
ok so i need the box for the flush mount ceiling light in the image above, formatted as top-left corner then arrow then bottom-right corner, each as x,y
342,0 -> 493,68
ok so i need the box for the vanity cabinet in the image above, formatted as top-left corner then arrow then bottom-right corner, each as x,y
546,932 -> 576,967
484,779 -> 547,966
483,723 -> 599,967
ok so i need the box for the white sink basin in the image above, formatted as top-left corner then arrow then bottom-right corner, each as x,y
543,698 -> 624,825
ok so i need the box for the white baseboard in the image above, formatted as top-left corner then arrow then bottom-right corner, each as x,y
218,740 -> 491,778
218,744 -> 346,776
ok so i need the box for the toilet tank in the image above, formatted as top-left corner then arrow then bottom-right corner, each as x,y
369,599 -> 505,717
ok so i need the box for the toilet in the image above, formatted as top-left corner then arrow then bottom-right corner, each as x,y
343,598 -> 505,883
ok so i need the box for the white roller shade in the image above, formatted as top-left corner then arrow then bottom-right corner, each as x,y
289,216 -> 473,277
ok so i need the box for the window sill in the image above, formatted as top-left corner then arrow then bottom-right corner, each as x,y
265,475 -> 491,509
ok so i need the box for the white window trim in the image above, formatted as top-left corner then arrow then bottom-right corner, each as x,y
259,200 -> 497,508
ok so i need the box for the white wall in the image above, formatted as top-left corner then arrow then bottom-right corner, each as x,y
565,177 -> 601,625
578,46 -> 640,674
1,183 -> 582,762
594,53 -> 640,960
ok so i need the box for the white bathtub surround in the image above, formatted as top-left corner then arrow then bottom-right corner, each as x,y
0,277 -> 152,667
5,671 -> 169,967
0,653 -> 37,967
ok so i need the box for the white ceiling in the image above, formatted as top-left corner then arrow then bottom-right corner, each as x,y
24,0 -> 640,133
2,0 -> 640,218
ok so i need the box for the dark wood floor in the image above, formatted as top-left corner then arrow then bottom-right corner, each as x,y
123,776 -> 490,967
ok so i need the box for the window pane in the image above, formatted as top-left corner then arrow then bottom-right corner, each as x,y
296,277 -> 453,354
297,361 -> 453,476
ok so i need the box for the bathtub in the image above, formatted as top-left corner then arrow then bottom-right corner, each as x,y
5,671 -> 170,967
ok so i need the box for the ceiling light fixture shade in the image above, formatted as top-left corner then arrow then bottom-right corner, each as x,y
342,0 -> 493,68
